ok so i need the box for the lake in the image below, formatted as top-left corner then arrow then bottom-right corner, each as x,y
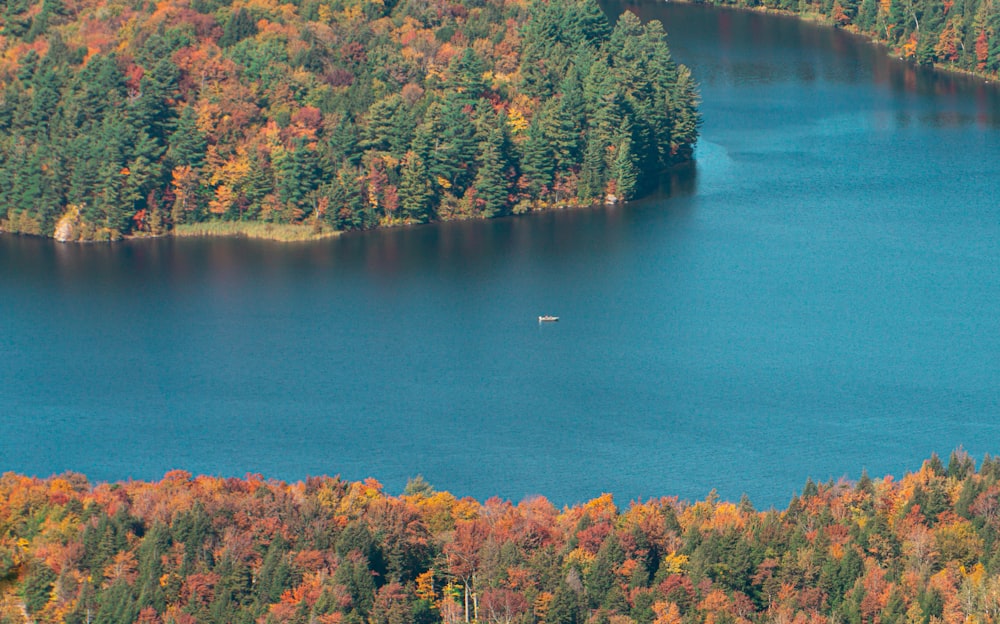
3,1 -> 1000,508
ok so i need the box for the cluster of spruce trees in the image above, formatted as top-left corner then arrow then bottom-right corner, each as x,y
5,452 -> 1000,624
697,0 -> 1000,75
0,0 -> 700,240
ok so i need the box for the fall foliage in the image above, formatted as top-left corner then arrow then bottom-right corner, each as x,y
0,0 -> 700,241
3,452 -> 1000,623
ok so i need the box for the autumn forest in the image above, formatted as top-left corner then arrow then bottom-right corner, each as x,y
2,453 -> 1000,624
0,0 -> 700,240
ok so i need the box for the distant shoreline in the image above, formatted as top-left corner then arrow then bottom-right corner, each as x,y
669,0 -> 997,85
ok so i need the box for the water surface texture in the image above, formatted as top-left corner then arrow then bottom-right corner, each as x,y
4,3 -> 1000,507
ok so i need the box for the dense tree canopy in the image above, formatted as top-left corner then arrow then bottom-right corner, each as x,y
3,452 -> 1000,623
0,0 -> 700,241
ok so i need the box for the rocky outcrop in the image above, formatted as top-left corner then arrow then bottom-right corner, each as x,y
53,206 -> 82,242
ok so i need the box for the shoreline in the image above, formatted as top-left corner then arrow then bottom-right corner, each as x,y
0,220 -> 343,243
0,194 -> 625,244
670,0 -> 999,84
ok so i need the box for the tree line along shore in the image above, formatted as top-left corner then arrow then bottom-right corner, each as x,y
0,0 -> 699,242
2,451 -> 1000,623
687,0 -> 1000,80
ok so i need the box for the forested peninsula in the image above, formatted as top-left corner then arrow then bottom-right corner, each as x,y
693,0 -> 1000,78
3,453 -> 1000,623
0,0 -> 700,242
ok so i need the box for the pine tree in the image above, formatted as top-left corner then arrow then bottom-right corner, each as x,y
28,68 -> 61,136
427,98 -> 478,196
278,139 -> 320,218
518,40 -> 555,100
133,58 -> 179,145
361,95 -> 414,157
329,169 -> 367,230
94,577 -> 139,624
611,136 -> 638,201
124,126 -> 166,218
135,524 -> 170,613
325,118 -> 362,168
586,533 -> 624,608
17,148 -> 46,220
244,149 -> 273,217
446,47 -> 487,105
473,127 -> 509,218
23,562 -> 57,614
92,114 -> 131,235
398,151 -> 435,222
0,157 -> 12,223
579,135 -> 606,202
76,54 -> 127,124
547,581 -> 581,624
520,117 -> 555,194
543,91 -> 583,174
168,106 -> 206,171
16,49 -> 38,85
564,0 -> 613,45
34,154 -> 62,235
219,8 -> 258,48
669,65 -> 701,161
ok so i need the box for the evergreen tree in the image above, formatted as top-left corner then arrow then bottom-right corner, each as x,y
28,67 -> 61,137
133,58 -> 179,145
586,532 -> 625,608
23,562 -> 56,614
135,524 -> 169,613
547,580 -> 582,624
518,40 -> 555,100
427,98 -> 478,196
77,54 -> 127,125
446,48 -> 487,105
123,126 -> 166,219
244,149 -> 273,217
328,168 -> 369,230
579,134 -> 606,201
277,139 -> 321,217
473,126 -> 509,218
16,148 -> 46,221
219,8 -> 258,47
611,136 -> 638,201
399,151 -> 435,222
95,578 -> 139,624
668,65 -> 701,161
361,95 -> 415,157
542,92 -> 583,173
565,0 -> 613,44
520,117 -> 555,195
168,106 -> 206,171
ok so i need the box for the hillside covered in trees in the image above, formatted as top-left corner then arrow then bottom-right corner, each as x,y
3,452 -> 1000,623
0,0 -> 700,241
695,0 -> 1000,77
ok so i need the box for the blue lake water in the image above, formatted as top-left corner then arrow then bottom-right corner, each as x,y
3,2 -> 1000,508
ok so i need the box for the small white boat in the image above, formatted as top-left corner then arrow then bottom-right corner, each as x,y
538,315 -> 559,322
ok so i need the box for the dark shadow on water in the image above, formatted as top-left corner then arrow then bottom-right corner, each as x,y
0,160 -> 700,285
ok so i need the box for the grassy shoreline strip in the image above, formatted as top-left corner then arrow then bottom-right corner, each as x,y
172,221 -> 341,242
